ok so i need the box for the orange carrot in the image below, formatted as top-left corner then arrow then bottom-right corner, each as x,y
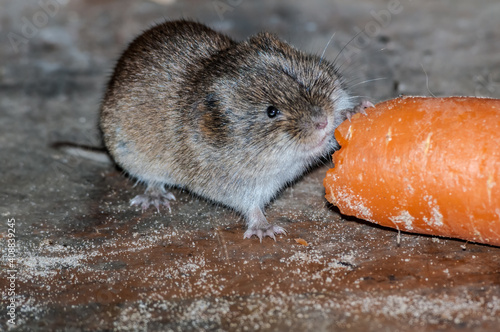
294,238 -> 309,246
324,96 -> 500,246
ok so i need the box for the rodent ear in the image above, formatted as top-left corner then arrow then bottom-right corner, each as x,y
248,32 -> 287,50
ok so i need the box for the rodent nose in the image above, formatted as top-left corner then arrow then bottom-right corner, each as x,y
315,117 -> 328,130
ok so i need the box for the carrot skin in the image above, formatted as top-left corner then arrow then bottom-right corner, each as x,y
324,96 -> 500,246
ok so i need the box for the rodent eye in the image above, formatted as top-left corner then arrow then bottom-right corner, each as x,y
266,106 -> 280,118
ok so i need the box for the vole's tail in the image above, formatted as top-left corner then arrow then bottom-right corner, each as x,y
51,142 -> 113,165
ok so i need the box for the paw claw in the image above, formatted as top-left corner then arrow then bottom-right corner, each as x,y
362,100 -> 375,109
153,201 -> 161,213
358,100 -> 374,116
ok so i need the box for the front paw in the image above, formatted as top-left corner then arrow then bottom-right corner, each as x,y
346,99 -> 375,120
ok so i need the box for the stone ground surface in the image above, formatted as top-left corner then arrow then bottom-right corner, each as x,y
1,0 -> 500,331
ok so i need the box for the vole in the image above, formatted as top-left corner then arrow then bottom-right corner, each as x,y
100,20 -> 372,241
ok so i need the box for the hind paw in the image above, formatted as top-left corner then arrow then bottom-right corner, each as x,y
243,225 -> 287,242
130,190 -> 176,213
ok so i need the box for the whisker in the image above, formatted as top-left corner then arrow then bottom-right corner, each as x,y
347,77 -> 387,88
319,31 -> 337,65
347,95 -> 376,99
420,63 -> 436,97
331,29 -> 365,68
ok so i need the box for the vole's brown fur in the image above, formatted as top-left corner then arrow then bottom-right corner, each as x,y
100,20 -> 366,240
